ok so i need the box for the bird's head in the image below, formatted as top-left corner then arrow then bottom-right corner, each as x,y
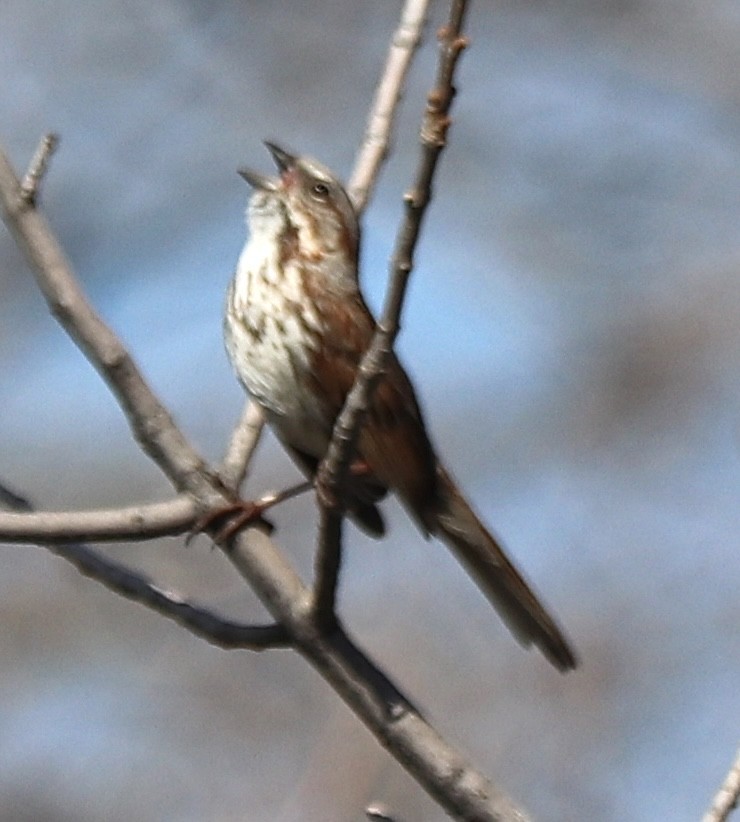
239,141 -> 359,262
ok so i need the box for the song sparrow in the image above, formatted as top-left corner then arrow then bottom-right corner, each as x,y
225,141 -> 576,671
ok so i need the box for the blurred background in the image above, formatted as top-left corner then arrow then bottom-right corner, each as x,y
1,1 -> 739,820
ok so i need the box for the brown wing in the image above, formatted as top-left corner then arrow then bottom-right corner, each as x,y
358,357 -> 437,533
286,444 -> 387,537
307,293 -> 437,533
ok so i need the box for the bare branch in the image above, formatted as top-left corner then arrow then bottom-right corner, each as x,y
19,132 -> 59,205
0,481 -> 288,650
277,609 -> 530,822
54,539 -> 290,650
704,749 -> 740,822
0,496 -> 197,543
0,480 -> 315,547
312,0 -> 470,620
349,0 -> 431,213
219,400 -> 265,492
311,506 -> 343,631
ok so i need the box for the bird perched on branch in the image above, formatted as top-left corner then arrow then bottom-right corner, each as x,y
224,141 -> 577,671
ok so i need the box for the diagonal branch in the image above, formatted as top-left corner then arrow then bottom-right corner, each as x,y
219,400 -> 265,493
348,0 -> 431,213
52,539 -> 290,650
312,0 -> 470,625
20,132 -> 59,205
704,748 -> 740,822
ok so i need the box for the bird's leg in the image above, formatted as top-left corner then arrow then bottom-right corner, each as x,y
188,479 -> 312,545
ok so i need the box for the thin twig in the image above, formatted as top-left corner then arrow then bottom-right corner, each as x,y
19,132 -> 59,206
53,541 -> 290,650
219,400 -> 265,492
312,0 -> 470,624
703,749 -> 740,822
257,479 -> 313,510
0,481 -> 289,650
349,0 -> 431,213
366,802 -> 403,821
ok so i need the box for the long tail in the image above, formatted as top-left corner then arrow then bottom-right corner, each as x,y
432,465 -> 577,672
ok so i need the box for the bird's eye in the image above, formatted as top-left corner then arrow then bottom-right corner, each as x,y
311,182 -> 330,199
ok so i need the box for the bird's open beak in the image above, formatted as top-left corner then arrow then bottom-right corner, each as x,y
237,140 -> 298,190
237,166 -> 278,191
263,140 -> 296,173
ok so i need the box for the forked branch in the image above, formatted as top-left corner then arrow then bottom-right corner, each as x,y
0,482 -> 288,650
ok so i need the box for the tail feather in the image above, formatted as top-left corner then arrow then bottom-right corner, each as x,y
432,466 -> 577,672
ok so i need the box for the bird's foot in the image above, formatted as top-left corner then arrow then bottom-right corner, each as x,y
187,499 -> 274,546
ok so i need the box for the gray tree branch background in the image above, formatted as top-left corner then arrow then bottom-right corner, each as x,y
1,2 -> 739,821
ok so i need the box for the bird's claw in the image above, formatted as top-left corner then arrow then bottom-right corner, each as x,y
187,500 -> 274,546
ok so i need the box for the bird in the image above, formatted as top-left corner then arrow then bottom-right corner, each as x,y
223,141 -> 577,671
